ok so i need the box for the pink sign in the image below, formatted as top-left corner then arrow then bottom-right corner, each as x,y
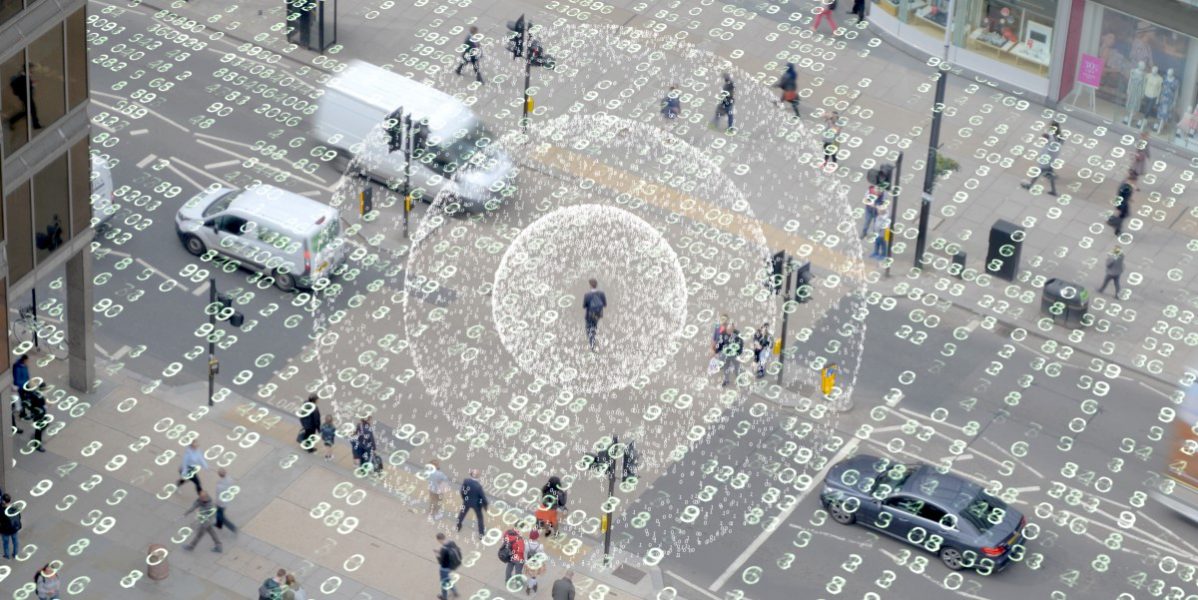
1078,54 -> 1104,88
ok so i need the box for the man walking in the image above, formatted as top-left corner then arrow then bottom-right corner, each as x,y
851,0 -> 866,23
1098,246 -> 1125,296
435,532 -> 462,600
428,459 -> 450,520
582,278 -> 607,352
775,63 -> 799,117
456,469 -> 488,537
552,570 -> 576,600
454,26 -> 484,84
175,440 -> 208,495
0,494 -> 20,559
716,322 -> 743,388
1020,132 -> 1061,196
860,185 -> 884,238
711,73 -> 735,130
214,468 -> 238,534
1112,174 -> 1133,236
182,491 -> 222,553
26,382 -> 46,452
812,0 -> 839,34
869,212 -> 891,259
298,394 -> 321,453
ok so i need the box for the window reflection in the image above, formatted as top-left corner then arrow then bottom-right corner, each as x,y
28,23 -> 65,136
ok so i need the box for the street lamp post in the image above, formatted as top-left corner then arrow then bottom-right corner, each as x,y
206,278 -> 244,407
884,151 -> 904,278
915,71 -> 948,268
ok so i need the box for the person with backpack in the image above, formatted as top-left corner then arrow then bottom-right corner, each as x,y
454,26 -> 485,84
34,563 -> 60,600
711,73 -> 735,131
456,469 -> 489,537
499,528 -> 526,587
536,476 -> 567,537
435,532 -> 462,600
352,417 -> 376,467
259,568 -> 287,600
812,0 -> 839,34
0,494 -> 21,559
297,394 -> 321,453
661,85 -> 681,120
775,63 -> 799,117
523,530 -> 546,594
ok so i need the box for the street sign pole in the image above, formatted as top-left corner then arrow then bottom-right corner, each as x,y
603,433 -> 617,567
207,278 -> 217,407
884,151 -> 904,278
776,258 -> 793,386
915,71 -> 947,268
522,20 -> 533,134
403,113 -> 412,239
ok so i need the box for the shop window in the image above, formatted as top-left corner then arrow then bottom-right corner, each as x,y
2,50 -> 27,157
69,138 -> 91,236
5,182 -> 31,283
952,0 -> 1057,77
871,0 -> 951,39
28,23 -> 66,137
66,9 -> 87,109
0,1 -> 19,30
33,154 -> 70,264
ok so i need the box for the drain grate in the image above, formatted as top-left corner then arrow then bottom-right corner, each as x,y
612,564 -> 646,585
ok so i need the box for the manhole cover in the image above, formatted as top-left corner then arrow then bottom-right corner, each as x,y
612,564 -> 646,584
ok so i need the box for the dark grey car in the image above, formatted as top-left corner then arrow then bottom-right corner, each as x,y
819,454 -> 1027,574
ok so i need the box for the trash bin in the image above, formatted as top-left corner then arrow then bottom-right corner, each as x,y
146,544 -> 169,581
950,251 -> 966,278
1041,279 -> 1089,327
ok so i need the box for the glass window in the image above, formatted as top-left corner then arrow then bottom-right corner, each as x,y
951,0 -> 1057,77
871,0 -> 951,38
2,50 -> 28,157
66,9 -> 87,109
69,138 -> 91,236
28,23 -> 66,135
33,155 -> 70,264
0,0 -> 20,30
5,182 -> 32,282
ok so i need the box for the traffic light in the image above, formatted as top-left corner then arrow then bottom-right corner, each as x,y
506,15 -> 526,58
793,260 -> 812,303
622,441 -> 639,482
386,108 -> 405,154
216,292 -> 245,328
770,251 -> 786,293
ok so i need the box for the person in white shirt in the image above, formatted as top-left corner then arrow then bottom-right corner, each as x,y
427,460 -> 451,520
175,440 -> 208,495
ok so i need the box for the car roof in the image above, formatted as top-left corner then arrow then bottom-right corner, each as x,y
228,185 -> 335,235
327,60 -> 478,138
902,467 -> 982,510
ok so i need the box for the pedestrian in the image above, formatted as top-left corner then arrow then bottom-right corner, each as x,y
258,569 -> 287,600
34,563 -> 60,600
536,476 -> 567,537
0,494 -> 21,559
454,26 -> 484,84
351,416 -> 376,467
812,0 -> 839,34
851,0 -> 866,22
456,468 -> 488,537
320,414 -> 336,461
711,73 -> 735,130
661,85 -> 681,120
551,570 -> 576,600
12,354 -> 29,420
821,111 -> 841,167
1130,130 -> 1150,184
752,322 -> 773,378
435,532 -> 462,600
9,67 -> 41,131
523,530 -> 546,594
182,490 -> 222,553
775,63 -> 800,117
214,468 -> 238,534
869,212 -> 891,259
1020,132 -> 1060,196
1112,174 -> 1133,236
26,382 -> 46,451
860,185 -> 884,238
583,278 -> 607,352
500,528 -> 525,587
1098,246 -> 1125,296
297,393 -> 320,453
428,459 -> 451,520
283,573 -> 307,600
716,322 -> 743,387
711,314 -> 729,354
175,440 -> 208,495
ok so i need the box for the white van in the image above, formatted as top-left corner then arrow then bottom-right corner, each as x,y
174,184 -> 348,292
311,60 -> 517,212
91,155 -> 116,230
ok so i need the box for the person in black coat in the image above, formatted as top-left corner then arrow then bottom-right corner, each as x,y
1113,173 -> 1134,236
851,0 -> 866,23
456,469 -> 488,537
26,383 -> 46,452
298,394 -> 321,453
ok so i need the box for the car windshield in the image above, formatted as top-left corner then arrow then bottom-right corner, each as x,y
961,493 -> 1009,531
431,124 -> 493,174
202,190 -> 240,218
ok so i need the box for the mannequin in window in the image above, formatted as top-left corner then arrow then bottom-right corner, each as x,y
1178,104 -> 1198,140
1139,66 -> 1163,131
1123,62 -> 1146,126
1155,68 -> 1180,134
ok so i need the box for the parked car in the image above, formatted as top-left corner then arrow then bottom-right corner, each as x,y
174,184 -> 347,292
820,454 -> 1027,574
311,59 -> 517,213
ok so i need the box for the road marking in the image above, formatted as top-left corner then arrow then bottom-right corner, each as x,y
193,281 -> 211,297
129,129 -> 149,136
194,138 -> 336,192
204,160 -> 241,170
1009,485 -> 1039,493
876,548 -> 996,600
709,437 -> 861,592
91,94 -> 191,133
664,570 -> 723,600
954,453 -> 974,461
110,345 -> 132,361
136,153 -> 159,169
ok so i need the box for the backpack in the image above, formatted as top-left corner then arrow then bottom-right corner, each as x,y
498,536 -> 513,563
258,578 -> 280,600
444,542 -> 463,569
11,512 -> 21,532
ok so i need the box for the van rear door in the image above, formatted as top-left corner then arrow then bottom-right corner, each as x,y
306,214 -> 344,281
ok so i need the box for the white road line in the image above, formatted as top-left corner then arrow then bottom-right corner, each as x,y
90,95 -> 191,133
709,437 -> 861,592
110,345 -> 132,361
193,139 -> 336,191
129,129 -> 149,136
876,548 -> 996,600
954,453 -> 975,461
192,281 -> 211,297
204,160 -> 241,170
895,406 -> 967,432
978,438 -> 1045,479
1009,485 -> 1039,494
136,153 -> 159,169
664,570 -> 723,600
134,258 -> 184,290
167,157 -> 227,189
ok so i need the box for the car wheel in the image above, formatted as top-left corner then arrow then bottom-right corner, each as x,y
274,270 -> 297,293
939,547 -> 965,571
183,234 -> 206,257
828,502 -> 856,525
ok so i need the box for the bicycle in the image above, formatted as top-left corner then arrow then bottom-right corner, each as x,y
11,305 -> 67,358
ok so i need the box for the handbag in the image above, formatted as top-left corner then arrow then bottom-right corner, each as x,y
707,356 -> 722,376
782,90 -> 798,102
1107,214 -> 1122,228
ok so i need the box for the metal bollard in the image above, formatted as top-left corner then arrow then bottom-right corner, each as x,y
146,544 -> 170,581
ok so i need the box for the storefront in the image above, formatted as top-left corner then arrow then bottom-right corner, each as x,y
870,0 -> 1068,97
1064,1 -> 1198,150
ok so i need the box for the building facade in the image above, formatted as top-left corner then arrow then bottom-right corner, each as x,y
870,0 -> 1198,152
0,0 -> 93,486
